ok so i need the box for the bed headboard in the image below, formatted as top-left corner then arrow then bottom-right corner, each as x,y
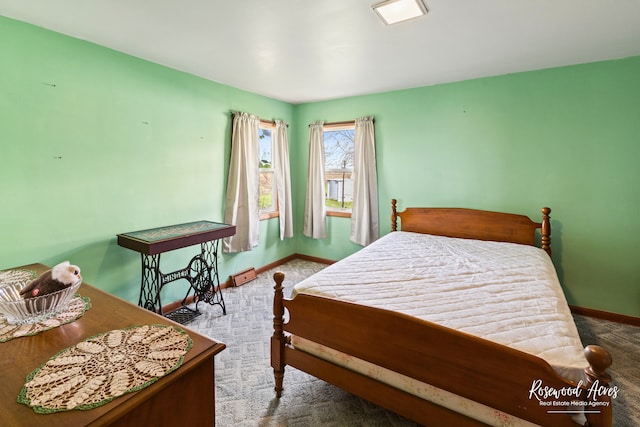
390,199 -> 551,256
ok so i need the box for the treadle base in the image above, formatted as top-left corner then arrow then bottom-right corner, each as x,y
164,306 -> 201,324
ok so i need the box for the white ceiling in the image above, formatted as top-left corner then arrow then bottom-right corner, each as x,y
2,0 -> 640,104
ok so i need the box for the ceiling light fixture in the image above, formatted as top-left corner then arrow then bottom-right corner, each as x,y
372,0 -> 428,25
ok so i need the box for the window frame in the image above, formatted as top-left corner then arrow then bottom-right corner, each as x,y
323,122 -> 355,218
258,121 -> 279,220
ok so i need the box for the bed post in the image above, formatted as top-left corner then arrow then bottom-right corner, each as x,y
391,199 -> 398,231
583,345 -> 613,427
541,207 -> 551,257
271,272 -> 286,398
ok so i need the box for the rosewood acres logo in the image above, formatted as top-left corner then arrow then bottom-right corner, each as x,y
528,379 -> 620,413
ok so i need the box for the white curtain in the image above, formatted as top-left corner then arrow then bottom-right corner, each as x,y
223,112 -> 260,253
350,116 -> 379,246
303,121 -> 327,239
272,120 -> 293,240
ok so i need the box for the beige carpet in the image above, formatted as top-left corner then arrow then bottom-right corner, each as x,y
186,259 -> 638,427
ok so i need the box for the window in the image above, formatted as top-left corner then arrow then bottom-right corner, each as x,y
259,124 -> 278,218
324,124 -> 355,217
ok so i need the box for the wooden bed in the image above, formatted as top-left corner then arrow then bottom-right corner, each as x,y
271,200 -> 614,427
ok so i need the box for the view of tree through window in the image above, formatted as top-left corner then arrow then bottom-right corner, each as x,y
324,127 -> 354,211
259,126 -> 275,213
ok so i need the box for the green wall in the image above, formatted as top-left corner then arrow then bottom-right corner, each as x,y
2,16 -> 639,317
294,56 -> 640,317
0,17 -> 295,304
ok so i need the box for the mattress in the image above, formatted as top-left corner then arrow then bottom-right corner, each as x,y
291,231 -> 588,426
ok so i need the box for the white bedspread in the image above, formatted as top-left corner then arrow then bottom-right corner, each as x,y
292,231 -> 587,381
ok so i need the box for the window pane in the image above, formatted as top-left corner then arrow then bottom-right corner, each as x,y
259,170 -> 275,210
259,127 -> 276,213
259,128 -> 272,168
324,129 -> 354,211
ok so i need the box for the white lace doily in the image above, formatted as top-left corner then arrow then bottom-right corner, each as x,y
19,324 -> 193,413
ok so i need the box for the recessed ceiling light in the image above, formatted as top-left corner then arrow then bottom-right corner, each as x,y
372,0 -> 428,25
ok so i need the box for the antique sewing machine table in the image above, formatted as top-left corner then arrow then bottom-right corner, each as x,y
117,221 -> 236,323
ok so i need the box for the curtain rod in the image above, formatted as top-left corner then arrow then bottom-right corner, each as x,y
326,120 -> 355,127
309,120 -> 354,128
309,118 -> 375,127
259,119 -> 289,127
231,111 -> 287,127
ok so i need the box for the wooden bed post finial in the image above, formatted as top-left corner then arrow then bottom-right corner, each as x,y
541,207 -> 551,257
391,199 -> 398,231
272,272 -> 286,397
584,344 -> 612,384
583,345 -> 613,427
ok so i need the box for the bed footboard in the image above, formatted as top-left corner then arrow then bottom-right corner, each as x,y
271,272 -> 613,427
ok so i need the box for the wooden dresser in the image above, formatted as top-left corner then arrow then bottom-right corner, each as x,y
1,263 -> 225,426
